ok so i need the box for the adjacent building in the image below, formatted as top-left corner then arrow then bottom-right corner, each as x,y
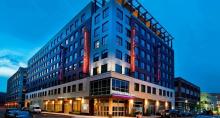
6,67 -> 27,108
200,93 -> 219,114
174,77 -> 200,112
209,93 -> 220,114
0,92 -> 6,108
25,0 -> 175,116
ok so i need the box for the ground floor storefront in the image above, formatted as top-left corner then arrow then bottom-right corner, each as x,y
26,97 -> 171,117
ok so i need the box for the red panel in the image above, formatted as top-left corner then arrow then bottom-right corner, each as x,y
83,28 -> 90,74
130,27 -> 136,72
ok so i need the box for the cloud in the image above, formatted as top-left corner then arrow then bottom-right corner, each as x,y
0,49 -> 27,77
0,67 -> 17,77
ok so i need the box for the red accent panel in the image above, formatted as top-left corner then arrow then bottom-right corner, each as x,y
83,28 -> 90,74
130,27 -> 136,72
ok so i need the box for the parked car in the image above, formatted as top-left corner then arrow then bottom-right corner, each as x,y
5,108 -> 19,118
29,104 -> 41,113
21,107 -> 29,111
161,109 -> 181,118
15,111 -> 33,118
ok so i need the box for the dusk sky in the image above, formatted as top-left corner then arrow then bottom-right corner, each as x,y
0,0 -> 219,93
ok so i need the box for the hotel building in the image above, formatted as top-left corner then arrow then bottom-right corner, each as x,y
25,0 -> 175,116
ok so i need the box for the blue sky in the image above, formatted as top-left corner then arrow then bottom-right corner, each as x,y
0,0 -> 220,93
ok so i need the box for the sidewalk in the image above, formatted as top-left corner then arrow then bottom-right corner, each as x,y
42,112 -> 160,118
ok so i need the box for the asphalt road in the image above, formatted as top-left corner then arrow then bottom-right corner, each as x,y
33,113 -> 72,118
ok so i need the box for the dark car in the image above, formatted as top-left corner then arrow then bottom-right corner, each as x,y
161,109 -> 181,118
5,108 -> 19,118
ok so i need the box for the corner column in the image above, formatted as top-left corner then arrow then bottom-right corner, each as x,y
109,98 -> 113,117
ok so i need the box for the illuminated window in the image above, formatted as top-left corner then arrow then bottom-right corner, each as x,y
94,40 -> 100,49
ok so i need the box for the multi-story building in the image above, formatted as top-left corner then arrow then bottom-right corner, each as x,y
209,93 -> 220,114
6,67 -> 27,108
25,0 -> 174,116
174,77 -> 200,112
200,93 -> 219,113
0,92 -> 6,108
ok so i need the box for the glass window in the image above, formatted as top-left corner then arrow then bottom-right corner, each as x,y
102,21 -> 108,32
140,62 -> 145,69
93,53 -> 99,62
103,7 -> 109,18
125,67 -> 130,76
116,22 -> 123,33
159,89 -> 162,96
101,50 -> 108,59
147,86 -> 151,94
115,64 -> 122,74
74,53 -> 77,60
101,64 -> 108,73
90,78 -> 111,96
116,36 -> 122,46
125,16 -> 130,25
70,45 -> 73,51
94,27 -> 100,37
78,83 -> 83,91
112,78 -> 129,93
80,49 -> 84,56
95,14 -> 100,24
125,41 -> 131,50
126,28 -> 131,37
102,35 -> 107,45
72,85 -> 76,92
116,50 -> 122,60
140,73 -> 145,80
94,40 -> 100,49
63,87 -> 66,93
141,85 -> 145,92
69,55 -> 73,62
93,67 -> 98,75
81,13 -> 86,22
153,87 -> 156,94
67,86 -> 71,93
74,42 -> 78,49
163,90 -> 166,96
125,54 -> 130,63
134,83 -> 139,91
116,8 -> 123,20
140,39 -> 145,47
75,20 -> 79,27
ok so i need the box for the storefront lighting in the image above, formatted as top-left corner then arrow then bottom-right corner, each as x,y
144,99 -> 148,106
52,101 -> 54,104
156,101 -> 159,107
81,97 -> 85,104
129,99 -> 134,104
60,100 -> 63,104
165,102 -> 168,108
69,100 -> 72,104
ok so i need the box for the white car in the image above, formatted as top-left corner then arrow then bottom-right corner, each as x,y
29,104 -> 41,113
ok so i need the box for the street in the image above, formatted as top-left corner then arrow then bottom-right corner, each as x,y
1,108 -> 220,118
